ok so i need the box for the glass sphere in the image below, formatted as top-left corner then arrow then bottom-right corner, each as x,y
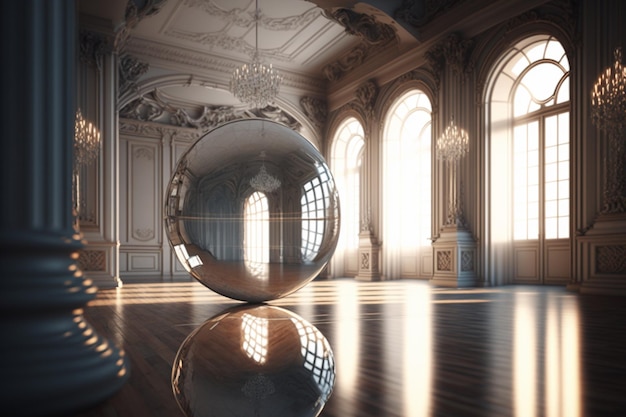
171,305 -> 335,417
164,119 -> 340,302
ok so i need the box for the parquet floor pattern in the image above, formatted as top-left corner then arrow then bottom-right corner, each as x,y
73,279 -> 626,417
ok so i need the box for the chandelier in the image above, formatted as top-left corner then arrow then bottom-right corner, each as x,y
73,108 -> 101,226
437,117 -> 470,227
230,0 -> 282,108
591,47 -> 626,136
74,108 -> 101,169
591,46 -> 626,214
250,151 -> 281,193
436,118 -> 469,162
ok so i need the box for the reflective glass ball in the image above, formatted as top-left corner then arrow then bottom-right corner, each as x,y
164,119 -> 340,302
171,305 -> 335,417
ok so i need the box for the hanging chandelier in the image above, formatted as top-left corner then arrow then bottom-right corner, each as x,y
74,108 -> 101,168
436,117 -> 469,162
437,116 -> 470,227
230,0 -> 282,108
591,46 -> 626,136
250,151 -> 281,193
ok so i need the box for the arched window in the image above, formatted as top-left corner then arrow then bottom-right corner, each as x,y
382,89 -> 432,279
301,166 -> 333,261
486,35 -> 570,284
244,191 -> 269,264
329,117 -> 365,278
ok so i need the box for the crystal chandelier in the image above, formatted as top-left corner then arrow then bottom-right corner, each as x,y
436,118 -> 469,163
250,151 -> 281,193
591,46 -> 626,213
591,47 -> 626,136
230,0 -> 282,108
74,108 -> 101,169
437,117 -> 470,227
73,108 -> 101,225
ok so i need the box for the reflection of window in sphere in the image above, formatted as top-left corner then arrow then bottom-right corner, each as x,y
171,305 -> 335,417
164,119 -> 340,302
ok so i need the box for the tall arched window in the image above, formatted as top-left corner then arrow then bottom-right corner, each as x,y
329,117 -> 365,278
486,35 -> 570,285
382,89 -> 432,279
244,191 -> 269,264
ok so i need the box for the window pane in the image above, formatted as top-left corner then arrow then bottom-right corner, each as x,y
558,143 -> 569,161
558,199 -> 569,216
558,216 -> 570,239
545,201 -> 557,217
558,180 -> 569,199
546,163 -> 558,182
528,219 -> 539,239
545,146 -> 557,164
545,182 -> 558,200
545,217 -> 558,239
558,161 -> 569,180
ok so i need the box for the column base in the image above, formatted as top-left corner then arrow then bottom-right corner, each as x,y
576,213 -> 626,295
431,225 -> 477,288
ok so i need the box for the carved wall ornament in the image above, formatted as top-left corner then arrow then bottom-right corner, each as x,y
182,0 -> 321,31
461,250 -> 474,272
426,32 -> 474,82
300,97 -> 328,129
395,0 -> 465,31
324,8 -> 397,46
360,208 -> 373,232
78,250 -> 107,272
119,54 -> 150,96
134,147 -> 154,161
596,245 -> 626,274
134,228 -> 155,241
437,250 -> 452,271
79,30 -> 108,70
117,0 -> 167,52
120,89 -> 300,132
323,43 -> 369,81
356,79 -> 378,117
361,253 -> 370,270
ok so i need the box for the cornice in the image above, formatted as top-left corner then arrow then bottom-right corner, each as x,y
125,38 -> 327,94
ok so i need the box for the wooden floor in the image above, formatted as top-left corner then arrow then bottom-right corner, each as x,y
71,278 -> 626,417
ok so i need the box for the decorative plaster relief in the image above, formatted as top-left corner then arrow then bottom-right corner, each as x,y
134,228 -> 155,241
300,96 -> 328,128
119,54 -> 150,96
120,89 -> 301,132
596,245 -> 626,274
437,250 -> 452,271
78,250 -> 107,272
395,0 -> 465,30
324,8 -> 397,45
461,250 -> 474,272
356,79 -> 378,117
79,29 -> 108,70
134,147 -> 154,161
425,32 -> 474,83
361,252 -> 370,270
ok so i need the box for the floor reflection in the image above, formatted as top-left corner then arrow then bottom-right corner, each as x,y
172,304 -> 335,417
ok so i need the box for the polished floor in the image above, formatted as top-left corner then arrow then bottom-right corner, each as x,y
72,278 -> 626,417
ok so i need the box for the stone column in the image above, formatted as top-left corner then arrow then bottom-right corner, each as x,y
0,2 -> 128,415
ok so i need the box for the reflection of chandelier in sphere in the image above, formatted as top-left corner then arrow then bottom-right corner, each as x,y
250,152 -> 281,193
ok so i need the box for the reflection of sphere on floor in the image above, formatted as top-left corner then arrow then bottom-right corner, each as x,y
171,305 -> 335,417
164,119 -> 340,302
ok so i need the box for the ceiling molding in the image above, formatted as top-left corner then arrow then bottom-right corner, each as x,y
125,38 -> 327,95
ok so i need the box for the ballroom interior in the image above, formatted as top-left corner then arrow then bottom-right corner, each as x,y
2,0 -> 626,416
